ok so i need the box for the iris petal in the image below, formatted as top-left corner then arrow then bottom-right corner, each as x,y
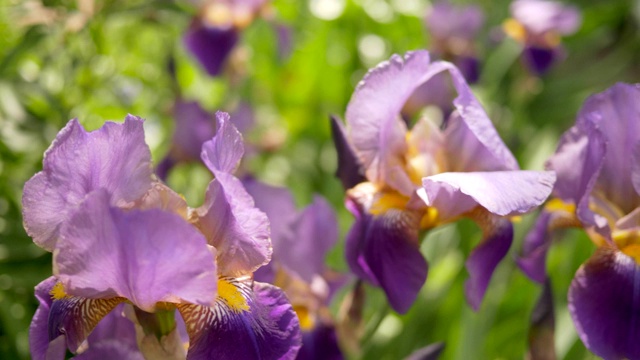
22,116 -> 152,251
569,247 -> 640,360
183,23 -> 238,76
197,112 -> 271,276
179,279 -> 301,360
345,198 -> 427,314
56,190 -> 217,311
464,215 -> 513,310
47,286 -> 124,354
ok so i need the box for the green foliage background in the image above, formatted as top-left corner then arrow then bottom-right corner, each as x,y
0,0 -> 638,358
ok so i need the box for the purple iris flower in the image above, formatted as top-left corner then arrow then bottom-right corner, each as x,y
503,0 -> 581,74
244,179 -> 345,360
331,50 -> 556,313
404,2 -> 483,119
425,1 -> 484,83
518,83 -> 640,359
23,114 -> 301,359
184,0 -> 267,76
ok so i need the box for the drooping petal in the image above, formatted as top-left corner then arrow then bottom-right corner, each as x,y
345,198 -> 427,314
576,83 -> 640,214
22,116 -> 152,251
194,177 -> 271,276
30,277 -> 59,360
75,304 -> 143,360
518,204 -> 581,283
420,171 -> 555,221
464,216 -> 513,310
297,323 -> 343,360
56,190 -> 217,311
522,46 -> 558,75
179,280 -> 302,360
49,290 -> 124,354
183,22 -> 238,76
201,111 -> 244,175
517,211 -> 553,284
568,247 -> 640,360
330,115 -> 366,190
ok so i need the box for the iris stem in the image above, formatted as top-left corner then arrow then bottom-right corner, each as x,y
134,306 -> 177,340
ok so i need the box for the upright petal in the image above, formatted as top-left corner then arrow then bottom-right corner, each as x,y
443,62 -> 520,171
426,1 -> 484,40
179,280 -> 301,360
510,0 -> 581,35
464,216 -> 513,310
576,83 -> 640,214
345,200 -> 427,314
195,177 -> 271,276
547,121 -> 608,235
569,247 -> 640,360
201,111 -> 244,175
184,22 -> 238,76
56,190 -> 217,311
420,171 -> 555,221
345,51 -> 436,195
22,116 -> 152,251
443,111 -> 517,172
330,115 -> 366,190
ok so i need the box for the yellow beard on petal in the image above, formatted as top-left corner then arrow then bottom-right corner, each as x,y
503,18 -> 527,43
217,278 -> 249,313
50,282 -> 69,300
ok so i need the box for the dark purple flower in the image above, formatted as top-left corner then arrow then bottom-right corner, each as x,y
25,114 -> 301,359
184,0 -> 268,76
332,50 -> 555,313
425,1 -> 483,83
503,0 -> 581,74
518,83 -> 640,359
244,178 -> 345,360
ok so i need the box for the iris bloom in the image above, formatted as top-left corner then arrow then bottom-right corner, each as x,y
184,0 -> 267,76
503,0 -> 581,74
425,1 -> 484,83
404,2 -> 484,119
331,50 -> 555,313
245,179 -> 344,360
23,114 -> 301,359
518,83 -> 640,359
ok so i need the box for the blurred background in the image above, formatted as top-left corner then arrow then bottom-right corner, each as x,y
1,0 -> 639,358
